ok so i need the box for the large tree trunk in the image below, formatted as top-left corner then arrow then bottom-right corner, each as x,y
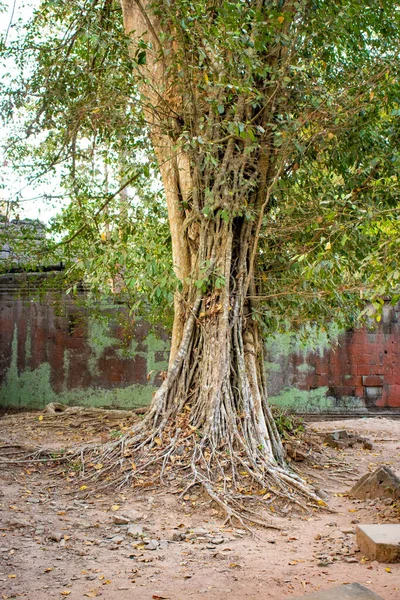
117,0 -> 319,518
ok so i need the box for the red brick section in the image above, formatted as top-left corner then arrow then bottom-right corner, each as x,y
294,304 -> 400,409
0,273 -> 169,401
1,272 -> 400,411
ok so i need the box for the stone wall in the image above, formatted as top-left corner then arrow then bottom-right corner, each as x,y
266,303 -> 400,413
0,272 -> 169,410
1,271 -> 400,413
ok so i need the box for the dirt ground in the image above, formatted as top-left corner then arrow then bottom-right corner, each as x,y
1,412 -> 400,600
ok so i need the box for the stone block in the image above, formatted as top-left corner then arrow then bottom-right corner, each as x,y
350,466 -> 400,500
290,582 -> 383,599
362,375 -> 384,386
356,524 -> 400,563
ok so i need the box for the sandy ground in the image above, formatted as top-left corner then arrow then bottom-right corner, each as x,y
0,414 -> 399,600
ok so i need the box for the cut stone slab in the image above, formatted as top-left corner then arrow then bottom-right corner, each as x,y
356,524 -> 400,563
350,466 -> 400,500
290,582 -> 383,599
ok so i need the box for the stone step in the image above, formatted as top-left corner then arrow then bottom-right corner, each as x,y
290,582 -> 383,599
356,523 -> 400,563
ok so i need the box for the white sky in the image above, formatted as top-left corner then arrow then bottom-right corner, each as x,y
1,0 -> 64,223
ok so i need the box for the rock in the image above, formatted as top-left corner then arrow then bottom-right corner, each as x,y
192,527 -> 208,535
145,539 -> 159,550
172,531 -> 186,541
27,497 -> 41,504
356,524 -> 400,563
341,528 -> 355,535
350,466 -> 400,501
362,439 -> 374,451
113,515 -> 130,525
48,532 -> 63,542
316,489 -> 329,501
211,537 -> 224,545
285,443 -> 307,462
121,510 -> 144,521
323,431 -> 373,452
44,402 -> 68,414
127,524 -> 143,538
324,431 -> 351,449
290,582 -> 383,599
110,535 -> 125,544
158,540 -> 169,550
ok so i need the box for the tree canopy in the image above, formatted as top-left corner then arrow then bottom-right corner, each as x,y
1,0 -> 399,329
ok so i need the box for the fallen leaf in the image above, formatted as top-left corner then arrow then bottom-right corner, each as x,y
94,464 -> 103,470
110,504 -> 120,511
154,437 -> 162,446
83,591 -> 98,598
386,567 -> 392,573
61,592 -> 71,596
44,567 -> 53,573
277,15 -> 284,23
152,595 -> 170,599
38,415 -> 44,421
7,574 -> 16,579
80,485 -> 88,491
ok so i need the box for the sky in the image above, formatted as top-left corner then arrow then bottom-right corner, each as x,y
1,0 -> 64,223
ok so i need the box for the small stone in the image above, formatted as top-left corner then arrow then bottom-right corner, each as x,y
145,539 -> 159,551
206,544 -> 216,550
48,532 -> 63,542
27,497 -> 41,504
121,510 -> 143,521
315,534 -> 322,540
110,535 -> 125,544
192,527 -> 208,535
345,557 -> 358,563
341,528 -> 355,535
211,537 -> 224,545
127,524 -> 143,539
113,515 -> 130,525
158,540 -> 169,550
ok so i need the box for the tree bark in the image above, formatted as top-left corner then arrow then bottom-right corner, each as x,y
117,0 -> 320,514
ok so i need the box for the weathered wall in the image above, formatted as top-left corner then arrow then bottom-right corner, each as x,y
266,303 -> 400,413
0,272 -> 169,410
1,272 -> 400,413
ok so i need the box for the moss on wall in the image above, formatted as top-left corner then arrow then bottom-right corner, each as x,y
268,387 -> 366,413
0,322 -> 161,410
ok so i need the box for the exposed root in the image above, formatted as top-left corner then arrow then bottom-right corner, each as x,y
0,405 -> 336,527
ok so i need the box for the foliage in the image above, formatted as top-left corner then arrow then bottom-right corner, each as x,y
271,407 -> 305,440
1,0 -> 399,332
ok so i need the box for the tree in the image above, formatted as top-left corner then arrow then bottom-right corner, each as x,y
1,0 -> 400,521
